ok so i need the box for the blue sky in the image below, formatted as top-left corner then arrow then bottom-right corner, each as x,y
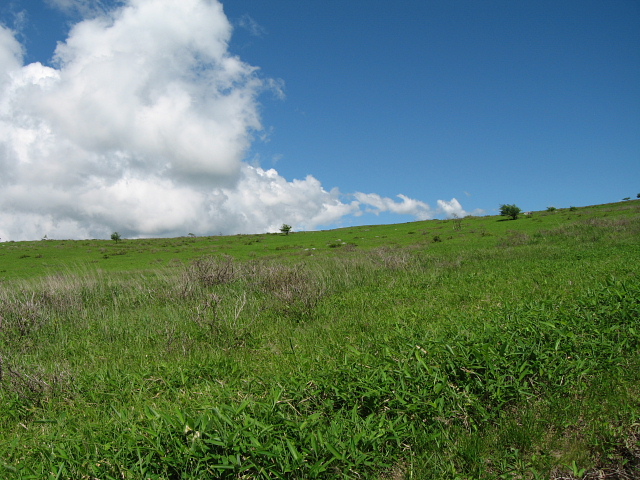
0,0 -> 638,240
226,1 -> 640,211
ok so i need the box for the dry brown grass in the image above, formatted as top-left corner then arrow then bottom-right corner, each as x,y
184,254 -> 236,288
0,355 -> 72,403
250,262 -> 326,319
370,246 -> 413,270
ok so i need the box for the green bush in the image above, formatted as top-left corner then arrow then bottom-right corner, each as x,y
500,204 -> 521,220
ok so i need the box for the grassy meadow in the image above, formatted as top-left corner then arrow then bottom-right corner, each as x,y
1,201 -> 639,479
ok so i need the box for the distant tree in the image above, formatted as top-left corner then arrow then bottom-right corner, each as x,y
623,197 -> 631,201
499,204 -> 521,220
637,193 -> 640,199
280,224 -> 292,235
111,232 -> 121,243
546,206 -> 557,212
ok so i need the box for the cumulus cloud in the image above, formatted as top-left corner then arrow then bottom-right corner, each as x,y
436,198 -> 467,218
0,25 -> 23,76
354,192 -> 433,220
436,198 -> 485,218
0,0 -> 470,241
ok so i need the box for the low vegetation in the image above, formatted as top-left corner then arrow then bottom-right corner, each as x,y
1,201 -> 639,479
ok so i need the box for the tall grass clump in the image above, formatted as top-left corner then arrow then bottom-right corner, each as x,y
240,261 -> 327,321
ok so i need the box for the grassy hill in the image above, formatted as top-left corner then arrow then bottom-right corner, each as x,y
1,201 -> 639,478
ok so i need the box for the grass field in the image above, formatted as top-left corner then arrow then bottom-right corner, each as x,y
1,201 -> 639,479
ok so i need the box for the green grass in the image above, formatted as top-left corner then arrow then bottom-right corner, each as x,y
1,200 -> 639,479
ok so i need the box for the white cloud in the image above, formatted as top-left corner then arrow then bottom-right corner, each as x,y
436,198 -> 485,218
0,25 -> 23,79
354,192 -> 434,220
0,0 -> 472,241
436,198 -> 466,218
205,165 -> 361,234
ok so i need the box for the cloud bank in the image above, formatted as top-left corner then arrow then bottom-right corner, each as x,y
0,0 -> 469,241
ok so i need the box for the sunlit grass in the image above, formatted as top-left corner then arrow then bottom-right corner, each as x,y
1,200 -> 639,478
